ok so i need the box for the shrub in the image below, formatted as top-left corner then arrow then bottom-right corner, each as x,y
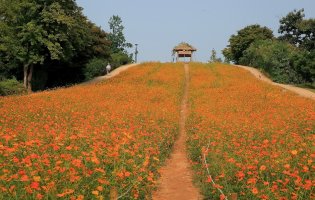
291,50 -> 315,83
240,40 -> 304,84
84,58 -> 107,80
110,52 -> 133,69
0,78 -> 26,96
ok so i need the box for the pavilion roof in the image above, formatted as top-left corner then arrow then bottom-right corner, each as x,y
173,42 -> 197,52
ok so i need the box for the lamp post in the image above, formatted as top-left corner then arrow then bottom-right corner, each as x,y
135,44 -> 138,63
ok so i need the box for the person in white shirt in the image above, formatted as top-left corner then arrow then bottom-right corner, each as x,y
106,63 -> 111,74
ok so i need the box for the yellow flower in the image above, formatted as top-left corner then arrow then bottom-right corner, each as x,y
291,150 -> 298,155
33,176 -> 41,182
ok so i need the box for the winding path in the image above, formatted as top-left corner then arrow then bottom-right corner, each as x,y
236,65 -> 315,101
152,64 -> 202,200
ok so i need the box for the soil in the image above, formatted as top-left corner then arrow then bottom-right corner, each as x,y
152,64 -> 202,200
236,65 -> 315,101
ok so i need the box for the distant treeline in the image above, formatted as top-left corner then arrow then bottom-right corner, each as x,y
0,0 -> 132,95
223,9 -> 315,86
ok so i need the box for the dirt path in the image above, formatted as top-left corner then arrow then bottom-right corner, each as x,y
236,65 -> 315,101
81,63 -> 139,85
152,64 -> 202,200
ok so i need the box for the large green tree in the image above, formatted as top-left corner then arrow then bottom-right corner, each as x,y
0,0 -> 90,91
222,24 -> 274,64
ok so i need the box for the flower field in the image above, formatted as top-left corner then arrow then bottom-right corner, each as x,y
1,62 -> 314,199
0,63 -> 184,199
187,63 -> 315,199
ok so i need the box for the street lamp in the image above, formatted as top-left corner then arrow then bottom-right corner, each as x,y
135,44 -> 138,63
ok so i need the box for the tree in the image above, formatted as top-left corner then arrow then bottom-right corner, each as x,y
292,50 -> 315,83
0,0 -> 90,92
278,9 -> 305,46
222,48 -> 232,63
209,49 -> 222,63
108,15 -> 132,53
298,19 -> 315,51
240,39 -> 304,84
278,9 -> 315,52
86,22 -> 111,59
223,24 -> 274,64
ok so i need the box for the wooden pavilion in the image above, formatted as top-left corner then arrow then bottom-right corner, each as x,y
173,42 -> 197,62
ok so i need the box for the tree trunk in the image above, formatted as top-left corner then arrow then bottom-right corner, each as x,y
27,64 -> 34,93
23,64 -> 29,89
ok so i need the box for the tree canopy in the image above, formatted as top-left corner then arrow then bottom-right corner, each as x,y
0,0 -> 116,92
279,9 -> 315,51
108,15 -> 132,54
222,25 -> 274,64
224,9 -> 315,85
0,0 -> 92,91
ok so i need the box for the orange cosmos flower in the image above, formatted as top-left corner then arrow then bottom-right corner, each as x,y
291,150 -> 298,155
259,165 -> 266,171
30,182 -> 40,190
252,187 -> 259,195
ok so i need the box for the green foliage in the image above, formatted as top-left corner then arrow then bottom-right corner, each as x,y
297,19 -> 315,51
84,58 -> 107,80
0,0 -> 112,90
0,0 -> 88,90
279,9 -> 315,52
222,48 -> 233,63
291,50 -> 315,83
0,78 -> 26,96
225,9 -> 315,85
108,15 -> 133,53
110,52 -> 133,69
209,49 -> 222,63
85,23 -> 111,59
240,40 -> 307,84
278,9 -> 305,46
0,0 -> 79,65
223,25 -> 274,64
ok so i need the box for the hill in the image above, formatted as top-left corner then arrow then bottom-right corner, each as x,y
0,63 -> 314,199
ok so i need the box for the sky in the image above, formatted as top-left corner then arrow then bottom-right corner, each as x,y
76,0 -> 315,63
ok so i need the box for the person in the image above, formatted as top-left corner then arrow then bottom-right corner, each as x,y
106,63 -> 111,74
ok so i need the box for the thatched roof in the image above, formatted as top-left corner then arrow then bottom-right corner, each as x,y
173,42 -> 197,52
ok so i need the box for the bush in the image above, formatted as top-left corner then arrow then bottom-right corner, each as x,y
110,52 -> 133,69
240,40 -> 304,84
83,58 -> 107,81
0,78 -> 26,96
292,50 -> 315,83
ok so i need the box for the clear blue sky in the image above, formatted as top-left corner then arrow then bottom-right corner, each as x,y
76,0 -> 315,62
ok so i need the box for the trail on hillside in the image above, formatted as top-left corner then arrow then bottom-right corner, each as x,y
237,65 -> 315,100
152,64 -> 202,200
81,63 -> 139,85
